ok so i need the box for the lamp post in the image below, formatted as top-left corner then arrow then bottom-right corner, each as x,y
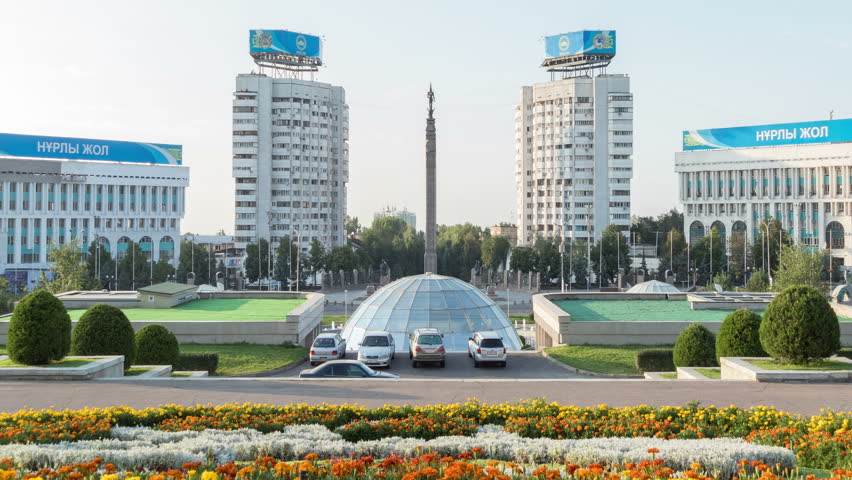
344,289 -> 348,319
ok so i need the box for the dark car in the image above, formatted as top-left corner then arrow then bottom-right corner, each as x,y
298,360 -> 400,379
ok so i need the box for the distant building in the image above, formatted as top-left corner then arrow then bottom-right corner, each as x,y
489,224 -> 518,246
516,30 -> 632,246
0,132 -> 188,291
374,206 -> 416,230
676,117 -> 852,265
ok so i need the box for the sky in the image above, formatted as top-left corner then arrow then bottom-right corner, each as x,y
1,0 -> 851,235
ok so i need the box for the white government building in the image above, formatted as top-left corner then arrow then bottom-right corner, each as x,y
233,30 -> 349,256
676,118 -> 852,264
0,133 -> 188,290
515,30 -> 632,246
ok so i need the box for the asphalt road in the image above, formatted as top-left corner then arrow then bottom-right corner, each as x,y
0,379 -> 848,415
283,352 -> 582,379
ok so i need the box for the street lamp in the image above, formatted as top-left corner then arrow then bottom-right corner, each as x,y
104,274 -> 114,291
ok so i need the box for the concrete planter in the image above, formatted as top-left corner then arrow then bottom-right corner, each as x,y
0,355 -> 124,380
677,366 -> 720,380
131,365 -> 173,378
720,356 -> 852,382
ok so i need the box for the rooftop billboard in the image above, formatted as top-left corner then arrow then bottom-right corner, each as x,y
545,30 -> 616,58
249,29 -> 321,58
0,133 -> 182,165
683,118 -> 852,151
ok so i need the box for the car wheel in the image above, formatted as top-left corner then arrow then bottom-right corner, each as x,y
409,351 -> 413,359
412,361 -> 418,368
440,361 -> 445,368
474,360 -> 480,368
467,350 -> 472,358
501,361 -> 507,368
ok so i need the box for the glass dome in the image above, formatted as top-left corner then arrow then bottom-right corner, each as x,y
340,273 -> 523,352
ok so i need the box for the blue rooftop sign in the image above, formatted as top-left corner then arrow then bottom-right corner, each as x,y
0,133 -> 182,165
683,118 -> 852,151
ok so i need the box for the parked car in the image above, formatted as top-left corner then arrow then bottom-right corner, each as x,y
298,360 -> 399,379
409,328 -> 446,368
309,332 -> 346,366
468,331 -> 507,368
356,331 -> 396,368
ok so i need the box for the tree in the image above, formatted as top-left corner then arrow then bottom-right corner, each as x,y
244,239 -> 271,283
745,270 -> 770,292
673,323 -> 717,367
772,244 -> 828,294
482,235 -> 512,272
176,239 -> 212,286
307,239 -> 327,284
7,290 -> 71,365
710,272 -> 734,291
534,238 -> 561,286
689,227 -> 726,286
591,224 -> 631,286
728,230 -> 750,286
326,245 -> 361,274
630,209 -> 683,250
751,218 -> 792,274
117,242 -> 152,290
509,247 -> 537,272
659,229 -> 687,282
760,285 -> 840,364
568,239 -> 589,287
40,238 -> 87,294
71,304 -> 136,369
716,309 -> 766,364
152,257 -> 175,283
0,277 -> 13,315
273,236 -> 300,286
437,223 -> 484,280
85,240 -> 115,290
360,217 -> 424,279
344,216 -> 361,236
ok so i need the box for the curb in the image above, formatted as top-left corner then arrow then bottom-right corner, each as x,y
539,350 -> 644,379
230,355 -> 309,378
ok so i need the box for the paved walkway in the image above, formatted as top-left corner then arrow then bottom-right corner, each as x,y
0,379 -> 848,415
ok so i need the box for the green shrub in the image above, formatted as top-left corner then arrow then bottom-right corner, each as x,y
673,323 -> 717,367
7,290 -> 71,365
745,271 -> 770,292
760,285 -> 840,364
70,304 -> 136,369
134,325 -> 180,367
715,309 -> 766,363
177,353 -> 219,374
837,348 -> 852,360
635,349 -> 675,372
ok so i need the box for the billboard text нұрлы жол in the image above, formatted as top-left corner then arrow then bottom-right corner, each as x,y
0,133 -> 182,165
683,118 -> 852,151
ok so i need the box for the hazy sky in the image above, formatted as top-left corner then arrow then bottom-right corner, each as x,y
1,1 -> 851,235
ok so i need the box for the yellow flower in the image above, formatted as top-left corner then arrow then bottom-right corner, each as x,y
201,472 -> 219,480
102,475 -> 119,480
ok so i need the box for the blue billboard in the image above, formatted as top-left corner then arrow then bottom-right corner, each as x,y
0,133 -> 182,165
683,118 -> 852,151
545,30 -> 616,58
249,29 -> 321,58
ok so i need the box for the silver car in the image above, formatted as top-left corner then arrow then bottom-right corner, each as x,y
357,331 -> 395,368
409,328 -> 446,368
309,332 -> 346,366
468,331 -> 507,368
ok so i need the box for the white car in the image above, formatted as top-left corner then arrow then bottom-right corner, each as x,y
309,333 -> 346,366
468,331 -> 507,368
357,331 -> 396,368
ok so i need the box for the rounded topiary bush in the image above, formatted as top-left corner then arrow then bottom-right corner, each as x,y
134,324 -> 180,367
71,304 -> 136,369
715,309 -> 766,363
673,323 -> 717,367
760,285 -> 840,364
7,290 -> 71,365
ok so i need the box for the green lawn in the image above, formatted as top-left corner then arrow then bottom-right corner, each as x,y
544,344 -> 671,375
171,372 -> 192,378
124,367 -> 153,376
66,298 -> 305,322
510,314 -> 534,323
178,344 -> 308,376
749,359 -> 852,371
695,368 -> 721,379
323,315 -> 347,325
0,358 -> 98,368
659,372 -> 678,379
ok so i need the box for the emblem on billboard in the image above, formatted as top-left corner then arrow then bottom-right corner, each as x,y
296,35 -> 307,52
251,31 -> 273,50
592,33 -> 614,50
558,35 -> 570,52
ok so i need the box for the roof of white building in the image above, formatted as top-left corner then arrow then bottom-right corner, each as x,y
625,280 -> 681,294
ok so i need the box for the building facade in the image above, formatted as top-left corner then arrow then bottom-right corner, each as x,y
0,134 -> 188,290
675,118 -> 852,265
374,206 -> 416,231
514,74 -> 633,246
232,74 -> 349,255
489,224 -> 518,246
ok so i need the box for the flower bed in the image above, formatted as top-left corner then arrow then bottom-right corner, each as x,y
0,401 -> 849,470
0,431 -> 797,479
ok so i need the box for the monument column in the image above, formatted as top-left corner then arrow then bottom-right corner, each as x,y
424,85 -> 438,273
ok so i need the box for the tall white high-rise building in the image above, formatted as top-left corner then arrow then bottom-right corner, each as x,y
515,30 -> 632,246
233,30 -> 349,256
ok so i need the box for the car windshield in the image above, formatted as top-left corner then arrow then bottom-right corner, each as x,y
362,336 -> 389,347
481,338 -> 503,348
313,338 -> 335,348
362,364 -> 377,375
418,334 -> 442,345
